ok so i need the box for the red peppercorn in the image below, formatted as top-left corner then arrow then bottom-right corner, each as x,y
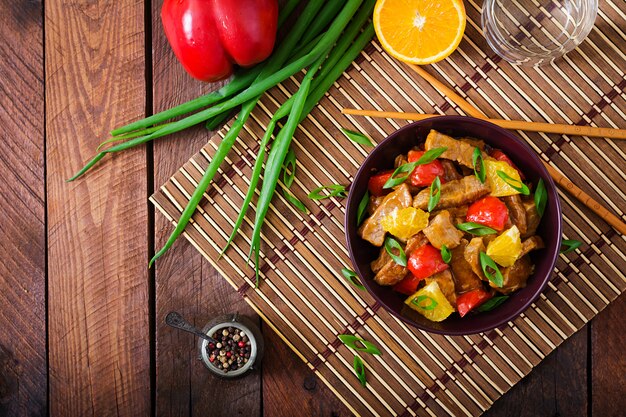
226,351 -> 232,358
209,357 -> 215,362
208,343 -> 215,349
238,341 -> 245,348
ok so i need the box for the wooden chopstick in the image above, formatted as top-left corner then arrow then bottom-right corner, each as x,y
345,64 -> 626,235
341,109 -> 626,140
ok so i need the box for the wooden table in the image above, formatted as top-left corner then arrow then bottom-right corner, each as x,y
1,1 -> 624,416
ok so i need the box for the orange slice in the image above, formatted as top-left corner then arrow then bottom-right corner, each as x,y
373,0 -> 466,65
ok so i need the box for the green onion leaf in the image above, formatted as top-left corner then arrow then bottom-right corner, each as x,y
427,176 -> 442,212
477,295 -> 509,312
441,244 -> 452,264
357,191 -> 370,226
338,334 -> 381,356
496,170 -> 530,195
416,147 -> 448,165
383,162 -> 419,189
308,184 -> 347,200
534,178 -> 547,218
341,268 -> 365,290
456,222 -> 498,236
353,355 -> 367,387
411,295 -> 438,311
560,239 -> 582,254
282,147 -> 297,188
472,147 -> 486,184
479,252 -> 504,288
383,147 -> 447,189
342,128 -> 373,146
283,190 -> 308,213
385,236 -> 407,267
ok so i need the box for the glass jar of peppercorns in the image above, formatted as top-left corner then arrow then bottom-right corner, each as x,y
198,313 -> 264,378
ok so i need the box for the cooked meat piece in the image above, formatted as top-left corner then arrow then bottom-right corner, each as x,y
372,233 -> 428,285
441,160 -> 463,181
492,255 -> 534,294
522,199 -> 541,238
425,130 -> 487,168
503,195 -> 527,235
426,270 -> 457,307
444,205 -> 469,224
371,247 -> 390,274
359,184 -> 412,247
460,166 -> 473,176
520,236 -> 545,257
367,196 -> 384,216
423,210 -> 463,249
373,261 -> 408,286
450,239 -> 484,293
464,237 -> 486,280
460,136 -> 486,150
394,154 -> 408,168
413,175 -> 491,210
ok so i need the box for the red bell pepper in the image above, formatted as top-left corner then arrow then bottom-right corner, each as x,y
489,149 -> 525,180
367,170 -> 394,197
466,196 -> 509,231
393,274 -> 422,295
407,150 -> 446,187
161,0 -> 278,82
456,288 -> 493,317
407,244 -> 449,280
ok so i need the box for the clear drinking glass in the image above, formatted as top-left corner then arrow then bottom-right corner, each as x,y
481,0 -> 598,66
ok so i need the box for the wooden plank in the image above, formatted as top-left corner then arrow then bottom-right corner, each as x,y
0,1 -> 46,415
262,324 -> 351,417
150,1 -> 261,415
45,0 -> 150,414
592,296 -> 626,417
484,327 -> 588,417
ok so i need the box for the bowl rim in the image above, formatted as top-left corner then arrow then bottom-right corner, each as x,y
344,115 -> 562,336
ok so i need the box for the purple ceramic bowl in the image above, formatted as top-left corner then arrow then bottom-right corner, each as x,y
345,116 -> 562,335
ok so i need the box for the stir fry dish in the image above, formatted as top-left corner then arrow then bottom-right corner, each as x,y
358,130 -> 546,322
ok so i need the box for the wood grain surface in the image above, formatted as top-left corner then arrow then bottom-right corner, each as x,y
45,0 -> 150,415
0,1 -> 46,415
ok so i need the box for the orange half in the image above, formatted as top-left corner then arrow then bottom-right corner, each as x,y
373,0 -> 466,65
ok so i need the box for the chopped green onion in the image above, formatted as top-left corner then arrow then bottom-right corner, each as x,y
282,147 -> 297,188
411,295 -> 438,311
416,147 -> 448,165
338,334 -> 381,355
441,244 -> 451,264
385,236 -> 407,267
534,178 -> 547,218
560,239 -> 582,254
342,128 -> 373,146
472,147 -> 486,184
308,184 -> 348,200
497,170 -> 530,195
341,268 -> 365,290
383,147 -> 447,189
477,295 -> 509,312
357,191 -> 369,226
353,355 -> 367,387
456,222 -> 498,236
479,252 -> 504,288
283,190 -> 308,213
427,176 -> 441,212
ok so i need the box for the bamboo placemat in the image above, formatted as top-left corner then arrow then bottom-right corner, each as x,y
151,1 -> 626,415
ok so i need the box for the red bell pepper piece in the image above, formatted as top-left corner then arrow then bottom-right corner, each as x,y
466,196 -> 509,231
393,274 -> 422,295
407,244 -> 449,280
489,149 -> 525,180
161,0 -> 278,82
456,288 -> 493,317
407,150 -> 446,187
367,170 -> 394,197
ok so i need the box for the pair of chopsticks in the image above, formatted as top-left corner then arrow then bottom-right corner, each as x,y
342,64 -> 626,235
